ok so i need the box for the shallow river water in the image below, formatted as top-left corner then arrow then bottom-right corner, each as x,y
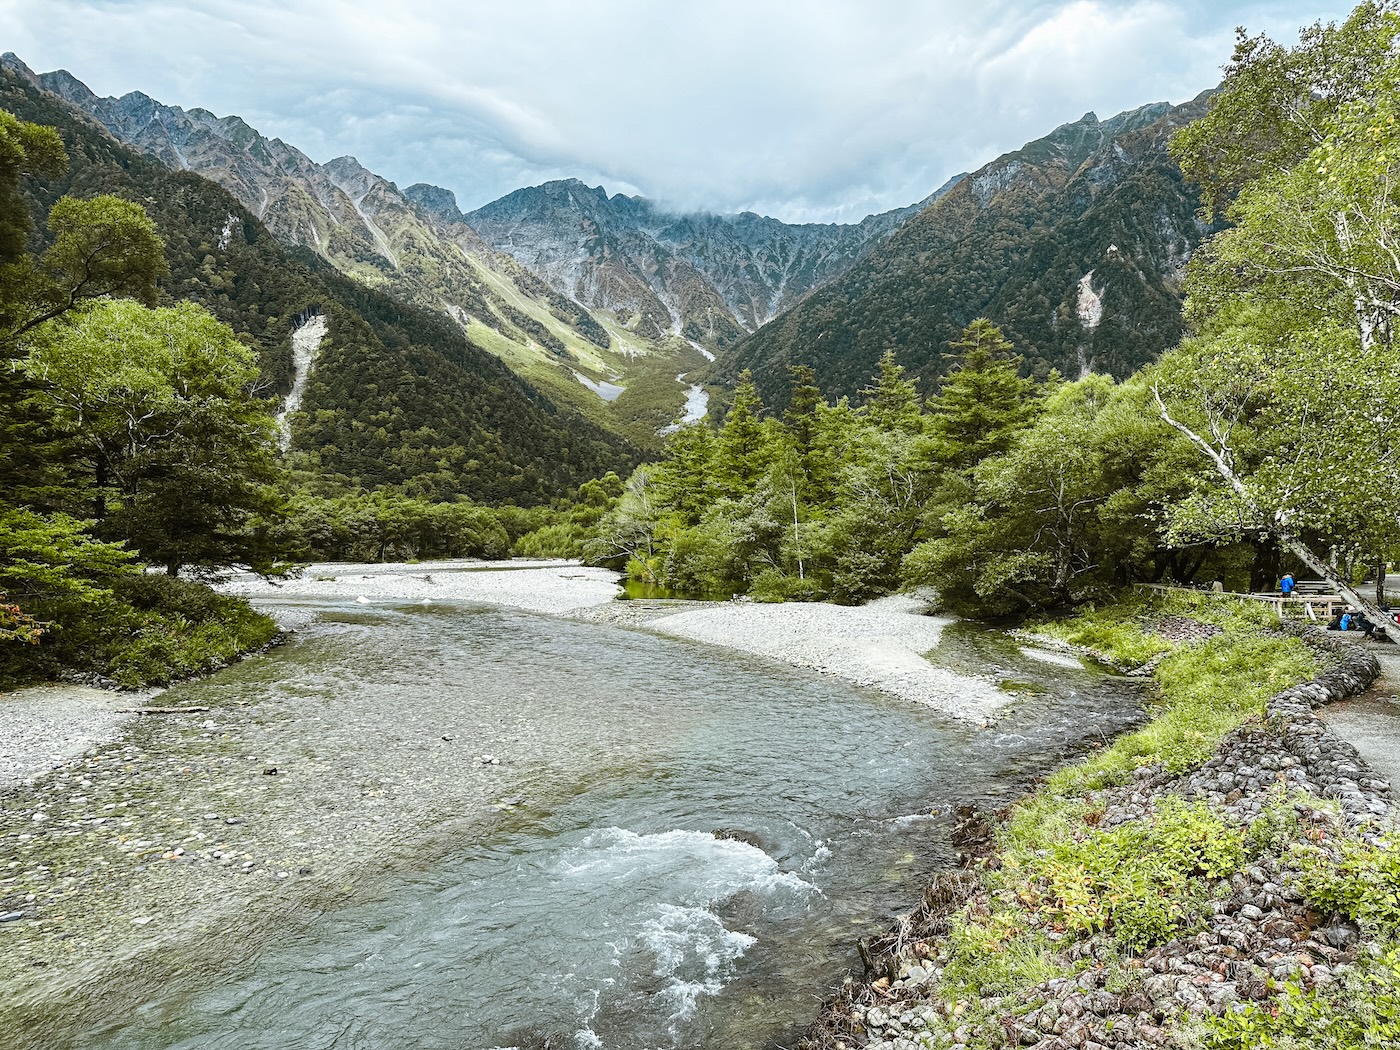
15,595 -> 1143,1050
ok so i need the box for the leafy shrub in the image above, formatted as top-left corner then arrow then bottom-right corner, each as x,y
1004,798 -> 1245,953
1294,839 -> 1400,931
514,521 -> 590,558
1201,941 -> 1400,1050
1244,787 -> 1305,859
105,582 -> 276,688
113,573 -> 226,620
748,568 -> 825,603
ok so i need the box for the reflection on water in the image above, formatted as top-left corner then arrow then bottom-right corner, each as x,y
66,599 -> 1142,1050
618,579 -> 730,602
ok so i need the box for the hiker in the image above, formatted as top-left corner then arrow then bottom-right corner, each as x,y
1280,572 -> 1296,598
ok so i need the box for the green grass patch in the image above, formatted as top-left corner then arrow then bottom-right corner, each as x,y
1200,938 -> 1400,1050
1043,632 -> 1316,794
1035,589 -> 1284,669
917,588 -> 1323,1029
1030,591 -> 1316,793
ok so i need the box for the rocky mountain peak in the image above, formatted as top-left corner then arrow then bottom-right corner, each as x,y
719,94 -> 1212,408
465,173 -> 941,340
0,52 -> 38,85
323,155 -> 388,199
404,183 -> 463,223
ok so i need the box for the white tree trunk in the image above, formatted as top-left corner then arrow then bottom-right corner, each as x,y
1154,385 -> 1393,639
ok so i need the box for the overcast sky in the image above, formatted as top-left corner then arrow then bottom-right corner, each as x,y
2,1 -> 1360,223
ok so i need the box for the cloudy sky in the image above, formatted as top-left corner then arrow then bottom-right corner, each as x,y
2,1 -> 1359,222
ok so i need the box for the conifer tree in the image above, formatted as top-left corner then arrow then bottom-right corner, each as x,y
860,350 -> 922,432
927,319 -> 1040,471
711,371 -> 771,500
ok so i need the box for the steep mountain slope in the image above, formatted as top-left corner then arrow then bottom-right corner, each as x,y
0,54 -> 693,443
465,178 -> 958,347
0,67 -> 635,504
717,99 -> 1214,408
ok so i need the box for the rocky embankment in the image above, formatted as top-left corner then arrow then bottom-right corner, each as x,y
809,631 -> 1391,1050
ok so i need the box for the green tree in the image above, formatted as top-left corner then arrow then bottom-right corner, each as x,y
860,350 -> 923,433
1156,1 -> 1400,627
0,110 -> 164,505
927,319 -> 1040,471
25,299 -> 284,575
711,371 -> 773,500
1,193 -> 166,345
0,109 -> 65,264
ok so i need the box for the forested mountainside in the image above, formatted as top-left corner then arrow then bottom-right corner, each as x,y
0,54 -> 699,441
0,68 -> 634,504
715,98 -> 1214,409
464,176 -> 958,346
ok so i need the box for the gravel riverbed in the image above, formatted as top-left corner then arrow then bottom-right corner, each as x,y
0,561 -> 1051,1046
226,560 -> 1010,721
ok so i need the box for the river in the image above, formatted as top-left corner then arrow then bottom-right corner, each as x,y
4,586 -> 1143,1050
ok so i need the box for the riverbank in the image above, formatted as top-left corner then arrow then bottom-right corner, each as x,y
217,558 -> 623,616
222,560 -> 1012,721
0,684 -> 160,791
802,593 -> 1398,1050
0,574 -> 1145,1050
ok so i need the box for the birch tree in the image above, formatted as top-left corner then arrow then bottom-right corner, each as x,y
1157,1 -> 1400,629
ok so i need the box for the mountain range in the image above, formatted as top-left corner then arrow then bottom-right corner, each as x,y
0,65 -> 634,505
3,49 -> 1221,498
716,99 -> 1215,408
462,176 -> 957,346
3,53 -> 945,442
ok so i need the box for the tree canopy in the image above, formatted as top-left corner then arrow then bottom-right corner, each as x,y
1154,0 -> 1400,624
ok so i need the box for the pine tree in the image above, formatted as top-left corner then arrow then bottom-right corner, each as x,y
860,350 -> 922,432
927,319 -> 1040,471
711,371 -> 771,500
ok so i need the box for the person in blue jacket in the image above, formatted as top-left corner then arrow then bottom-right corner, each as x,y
1280,572 -> 1296,598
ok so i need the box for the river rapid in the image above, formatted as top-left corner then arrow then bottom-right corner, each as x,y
2,577 -> 1143,1050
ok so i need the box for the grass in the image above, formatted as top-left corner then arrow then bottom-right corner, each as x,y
844,586 -> 1394,1047
1032,591 -> 1316,792
908,589 -> 1326,1043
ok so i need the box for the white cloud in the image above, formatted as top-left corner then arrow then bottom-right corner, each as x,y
1,0 -> 1360,221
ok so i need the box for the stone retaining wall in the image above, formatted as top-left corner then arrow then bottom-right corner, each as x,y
808,629 -> 1391,1050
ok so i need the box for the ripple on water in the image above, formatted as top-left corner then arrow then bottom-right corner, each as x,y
15,593 -> 1145,1050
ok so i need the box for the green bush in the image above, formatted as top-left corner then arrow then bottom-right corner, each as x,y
1004,798 -> 1245,953
1293,839 -> 1400,931
748,568 -> 825,603
513,521 -> 590,558
1201,941 -> 1400,1050
105,582 -> 276,688
942,915 -> 1066,998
